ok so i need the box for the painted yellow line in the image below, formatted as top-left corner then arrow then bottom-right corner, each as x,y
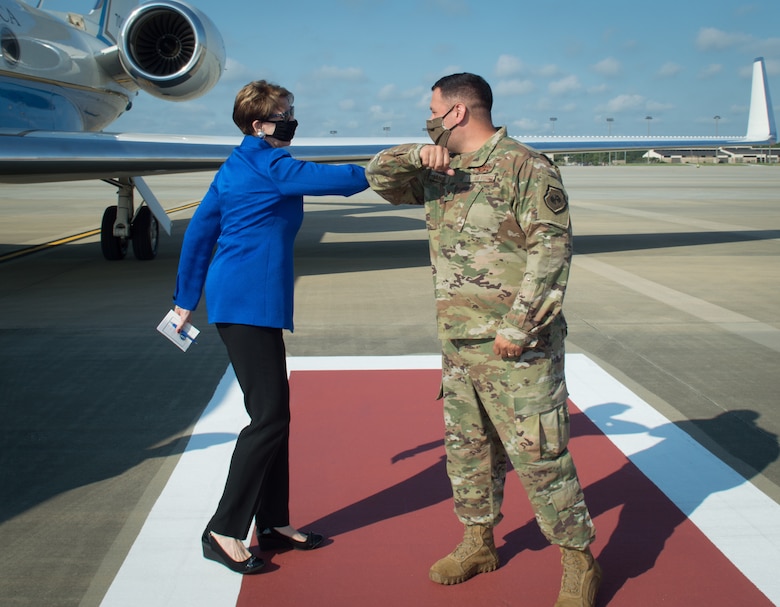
0,201 -> 202,263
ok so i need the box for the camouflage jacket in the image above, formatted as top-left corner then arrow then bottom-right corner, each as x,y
365,127 -> 572,348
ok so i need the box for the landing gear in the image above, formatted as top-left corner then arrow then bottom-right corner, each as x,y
131,206 -> 159,260
100,206 -> 128,260
99,177 -> 160,261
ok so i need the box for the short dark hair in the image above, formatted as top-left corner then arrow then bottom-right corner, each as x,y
432,73 -> 493,114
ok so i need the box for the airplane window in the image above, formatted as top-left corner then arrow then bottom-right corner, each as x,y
1,28 -> 19,66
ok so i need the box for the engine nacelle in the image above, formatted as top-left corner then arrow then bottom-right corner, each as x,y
116,0 -> 225,101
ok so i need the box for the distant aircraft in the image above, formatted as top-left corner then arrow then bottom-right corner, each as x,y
0,0 -> 776,261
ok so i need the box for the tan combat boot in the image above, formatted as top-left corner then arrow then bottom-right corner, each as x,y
554,546 -> 602,607
429,524 -> 499,585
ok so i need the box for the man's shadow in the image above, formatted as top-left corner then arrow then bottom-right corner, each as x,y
502,403 -> 779,604
296,404 -> 777,605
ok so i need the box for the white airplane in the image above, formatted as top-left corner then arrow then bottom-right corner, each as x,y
0,0 -> 776,261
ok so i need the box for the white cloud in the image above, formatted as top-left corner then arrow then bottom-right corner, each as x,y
400,86 -> 426,100
699,63 -> 723,78
588,83 -> 608,95
495,54 -> 525,78
494,79 -> 535,96
438,65 -> 464,79
764,59 -> 780,77
696,27 -> 751,51
657,62 -> 683,78
377,84 -> 396,100
428,0 -> 470,14
604,94 -> 645,113
549,75 -> 581,95
313,65 -> 366,81
220,58 -> 262,84
592,57 -> 621,77
510,118 -> 537,133
416,91 -> 432,110
537,64 -> 561,78
369,105 -> 403,123
646,100 -> 674,113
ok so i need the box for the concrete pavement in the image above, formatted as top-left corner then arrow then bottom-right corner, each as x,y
0,165 -> 778,605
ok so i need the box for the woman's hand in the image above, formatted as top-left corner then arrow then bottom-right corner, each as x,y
174,306 -> 192,333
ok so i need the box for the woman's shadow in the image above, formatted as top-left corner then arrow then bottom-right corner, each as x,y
301,440 -> 451,537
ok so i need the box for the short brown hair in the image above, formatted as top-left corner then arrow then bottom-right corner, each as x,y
232,80 -> 294,135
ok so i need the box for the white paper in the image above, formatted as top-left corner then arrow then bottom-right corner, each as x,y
156,309 -> 200,352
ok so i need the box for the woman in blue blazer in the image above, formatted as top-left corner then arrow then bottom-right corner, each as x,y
173,80 -> 368,574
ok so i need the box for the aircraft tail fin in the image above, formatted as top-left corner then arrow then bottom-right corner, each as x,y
746,57 -> 777,144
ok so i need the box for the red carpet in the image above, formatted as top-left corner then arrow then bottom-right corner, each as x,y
234,369 -> 772,606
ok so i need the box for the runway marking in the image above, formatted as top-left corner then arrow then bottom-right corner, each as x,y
567,354 -> 780,603
0,227 -> 101,262
573,255 -> 780,353
98,354 -> 780,606
0,201 -> 202,263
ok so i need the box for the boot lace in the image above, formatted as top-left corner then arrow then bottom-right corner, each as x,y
452,534 -> 479,560
560,550 -> 587,594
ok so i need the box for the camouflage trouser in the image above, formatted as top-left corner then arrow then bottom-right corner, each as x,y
440,334 -> 595,550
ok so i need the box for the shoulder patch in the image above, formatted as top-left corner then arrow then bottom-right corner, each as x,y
544,186 -> 568,214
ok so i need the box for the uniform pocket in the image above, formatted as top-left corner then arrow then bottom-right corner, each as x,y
514,402 -> 570,462
444,185 -> 483,233
538,404 -> 570,460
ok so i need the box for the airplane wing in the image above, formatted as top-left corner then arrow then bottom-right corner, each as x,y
1,57 -> 775,184
0,57 -> 775,262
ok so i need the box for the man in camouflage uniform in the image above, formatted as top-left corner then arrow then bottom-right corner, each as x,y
365,73 -> 600,607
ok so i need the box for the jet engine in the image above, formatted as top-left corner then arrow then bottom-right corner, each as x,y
116,0 -> 225,101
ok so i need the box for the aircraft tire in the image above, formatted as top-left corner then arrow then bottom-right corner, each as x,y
101,206 -> 128,261
131,206 -> 159,261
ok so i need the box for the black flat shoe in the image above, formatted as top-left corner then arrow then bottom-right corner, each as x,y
257,527 -> 324,551
202,530 -> 265,574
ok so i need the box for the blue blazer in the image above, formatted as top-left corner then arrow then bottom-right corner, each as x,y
174,135 -> 368,330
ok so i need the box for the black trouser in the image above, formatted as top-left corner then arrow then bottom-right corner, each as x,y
208,324 -> 291,539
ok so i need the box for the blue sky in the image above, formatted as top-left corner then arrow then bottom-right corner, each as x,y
61,0 -> 780,138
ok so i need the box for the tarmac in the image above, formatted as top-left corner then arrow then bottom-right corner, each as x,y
0,164 -> 778,606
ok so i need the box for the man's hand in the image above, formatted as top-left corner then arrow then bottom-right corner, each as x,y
493,334 -> 523,358
420,145 -> 455,175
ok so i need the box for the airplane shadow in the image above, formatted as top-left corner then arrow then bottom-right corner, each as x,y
293,202 -> 430,276
573,229 -> 780,254
0,200 -> 430,529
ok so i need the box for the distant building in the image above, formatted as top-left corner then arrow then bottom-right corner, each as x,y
645,147 -> 777,164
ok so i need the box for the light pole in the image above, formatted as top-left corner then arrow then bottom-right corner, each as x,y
714,115 -> 720,136
383,126 -> 391,136
606,117 -> 614,136
645,116 -> 652,136
549,117 -> 557,135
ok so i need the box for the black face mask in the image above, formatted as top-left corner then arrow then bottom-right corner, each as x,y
269,119 -> 298,142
